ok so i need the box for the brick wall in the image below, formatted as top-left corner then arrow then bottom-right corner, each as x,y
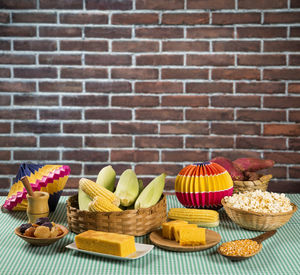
0,0 -> 299,194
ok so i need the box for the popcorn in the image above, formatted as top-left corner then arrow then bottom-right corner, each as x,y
224,190 -> 293,214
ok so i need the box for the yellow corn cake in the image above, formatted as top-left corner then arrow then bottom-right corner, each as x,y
178,227 -> 206,246
162,220 -> 188,240
75,230 -> 136,257
173,223 -> 198,242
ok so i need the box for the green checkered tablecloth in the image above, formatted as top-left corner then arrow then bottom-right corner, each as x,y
0,194 -> 299,275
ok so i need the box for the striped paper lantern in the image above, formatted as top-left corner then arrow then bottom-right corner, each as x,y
175,162 -> 233,209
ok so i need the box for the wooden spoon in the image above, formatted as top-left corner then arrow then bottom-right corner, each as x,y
217,230 -> 277,261
21,176 -> 35,197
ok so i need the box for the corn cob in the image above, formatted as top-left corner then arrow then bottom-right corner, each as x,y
168,208 -> 219,227
79,178 -> 120,206
89,196 -> 123,212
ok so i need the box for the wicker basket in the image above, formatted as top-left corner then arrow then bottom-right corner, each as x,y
233,174 -> 272,194
221,199 -> 297,231
67,194 -> 167,236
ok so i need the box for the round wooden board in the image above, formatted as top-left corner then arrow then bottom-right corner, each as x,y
149,229 -> 221,252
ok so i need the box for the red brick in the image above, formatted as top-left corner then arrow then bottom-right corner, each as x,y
237,27 -> 286,38
135,136 -> 183,148
64,164 -> 82,175
236,137 -> 286,150
85,54 -> 131,66
0,151 -> 10,161
135,82 -> 183,93
0,95 -> 10,106
112,41 -> 159,52
60,13 -> 108,24
14,40 -> 57,51
288,83 -> 300,94
291,0 -> 300,7
264,152 -> 300,164
290,55 -> 300,66
290,167 -> 300,178
39,82 -> 82,92
111,150 -> 159,162
188,27 -> 234,38
211,123 -> 260,135
264,12 -> 300,23
86,0 -> 132,10
212,69 -> 260,80
112,96 -> 158,107
162,13 -> 209,25
136,54 -> 183,66
187,136 -> 234,148
212,95 -> 260,107
14,95 -> 58,106
85,137 -> 132,148
0,136 -> 36,147
0,109 -> 36,120
160,123 -> 209,135
86,81 -> 131,93
162,95 -> 208,107
40,110 -> 81,120
62,95 -> 108,106
186,82 -> 233,94
85,27 -> 131,38
291,27 -> 300,37
162,150 -> 208,162
264,41 -> 300,52
63,150 -> 108,161
40,27 -> 81,37
264,96 -> 300,108
63,123 -> 108,133
188,0 -> 234,9
85,109 -> 132,120
0,163 -> 20,175
40,136 -> 82,147
0,13 -> 9,23
111,122 -> 158,134
264,124 -> 300,136
162,69 -> 208,79
236,82 -> 285,94
213,41 -> 260,52
186,108 -> 234,121
14,68 -> 57,78
135,108 -> 183,120
14,122 -> 60,133
289,138 -> 300,150
39,55 -> 81,65
14,150 -> 59,161
61,68 -> 107,79
268,180 -> 300,193
0,54 -> 35,65
112,13 -> 158,24
136,0 -> 184,9
187,54 -> 234,66
290,111 -> 300,122
163,41 -> 209,52
60,40 -> 108,52
238,54 -> 285,66
238,0 -> 287,9
212,12 -> 260,24
0,0 -> 36,9
40,0 -> 82,9
211,151 -> 261,159
0,123 -> 10,133
0,41 -> 10,50
85,164 -> 131,176
0,26 -> 36,37
12,12 -> 56,23
0,69 -> 10,78
136,27 -> 183,38
135,164 -> 182,176
264,167 -> 287,179
112,68 -> 158,79
236,110 -> 285,122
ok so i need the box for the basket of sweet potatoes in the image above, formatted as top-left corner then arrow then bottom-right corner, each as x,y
211,157 -> 274,193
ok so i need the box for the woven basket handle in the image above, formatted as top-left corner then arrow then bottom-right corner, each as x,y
251,230 -> 277,244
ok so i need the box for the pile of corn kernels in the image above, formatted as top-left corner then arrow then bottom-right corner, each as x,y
219,239 -> 260,256
224,190 -> 293,214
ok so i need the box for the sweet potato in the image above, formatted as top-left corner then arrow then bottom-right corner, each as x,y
233,158 -> 275,172
211,157 -> 244,180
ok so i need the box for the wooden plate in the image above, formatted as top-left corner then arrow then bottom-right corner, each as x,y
149,229 -> 221,252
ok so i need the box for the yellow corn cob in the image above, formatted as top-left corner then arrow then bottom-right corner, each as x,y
168,208 -> 219,227
79,178 -> 120,206
89,196 -> 123,212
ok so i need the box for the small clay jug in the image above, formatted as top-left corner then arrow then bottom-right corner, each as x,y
26,191 -> 49,223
